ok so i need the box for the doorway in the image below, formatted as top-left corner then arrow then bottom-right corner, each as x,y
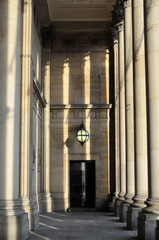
70,160 -> 95,208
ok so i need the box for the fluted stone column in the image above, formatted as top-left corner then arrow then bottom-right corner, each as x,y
113,34 -> 120,217
116,22 -> 126,216
127,0 -> 148,231
119,0 -> 135,222
20,0 -> 39,231
138,1 -> 159,239
41,48 -> 53,212
0,0 -> 29,239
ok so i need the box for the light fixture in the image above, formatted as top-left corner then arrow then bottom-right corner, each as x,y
76,121 -> 89,146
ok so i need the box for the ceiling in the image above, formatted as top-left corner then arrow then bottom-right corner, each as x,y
47,0 -> 116,32
47,0 -> 116,22
34,0 -> 116,32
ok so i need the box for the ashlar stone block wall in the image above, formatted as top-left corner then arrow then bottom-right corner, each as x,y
50,32 -> 112,211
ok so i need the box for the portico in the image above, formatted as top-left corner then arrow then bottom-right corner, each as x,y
0,0 -> 159,239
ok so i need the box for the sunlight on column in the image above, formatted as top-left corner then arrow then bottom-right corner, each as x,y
63,58 -> 70,209
6,1 -> 20,200
105,48 -> 110,192
84,53 -> 91,160
84,53 -> 90,104
105,49 -> 109,104
114,40 -> 120,195
63,59 -> 69,105
35,101 -> 39,207
63,110 -> 69,210
85,109 -> 91,161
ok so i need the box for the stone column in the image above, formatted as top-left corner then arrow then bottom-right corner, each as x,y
114,38 -> 120,201
0,0 -> 29,239
117,22 -> 126,216
112,33 -> 120,217
127,0 -> 148,231
119,0 -> 135,222
138,1 -> 159,239
41,48 -> 53,212
20,0 -> 39,231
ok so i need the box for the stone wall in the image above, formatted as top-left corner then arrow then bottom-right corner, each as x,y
30,15 -> 43,208
50,32 -> 111,211
50,32 -> 110,105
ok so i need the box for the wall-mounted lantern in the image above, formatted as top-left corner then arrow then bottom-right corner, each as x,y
76,121 -> 89,146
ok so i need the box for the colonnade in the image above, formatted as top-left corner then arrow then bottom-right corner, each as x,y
1,0 -> 159,239
113,0 -> 159,239
0,1 -> 52,239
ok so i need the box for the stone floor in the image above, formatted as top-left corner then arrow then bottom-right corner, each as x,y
28,212 -> 138,240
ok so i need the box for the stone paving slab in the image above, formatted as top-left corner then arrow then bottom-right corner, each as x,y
28,212 -> 137,240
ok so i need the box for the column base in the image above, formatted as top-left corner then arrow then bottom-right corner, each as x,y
113,195 -> 118,204
110,196 -> 118,215
21,197 -> 39,231
40,192 -> 54,212
127,206 -> 142,230
138,211 -> 158,240
119,202 -> 129,222
0,200 -> 29,240
0,213 -> 29,240
114,199 -> 122,217
107,201 -> 114,212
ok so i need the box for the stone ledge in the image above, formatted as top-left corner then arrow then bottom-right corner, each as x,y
50,104 -> 112,110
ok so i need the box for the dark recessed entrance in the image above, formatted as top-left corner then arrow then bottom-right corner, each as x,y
70,160 -> 95,208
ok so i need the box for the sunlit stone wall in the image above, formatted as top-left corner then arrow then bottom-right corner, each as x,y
30,17 -> 42,209
50,32 -> 111,211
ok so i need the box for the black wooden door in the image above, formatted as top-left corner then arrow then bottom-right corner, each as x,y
70,161 -> 95,208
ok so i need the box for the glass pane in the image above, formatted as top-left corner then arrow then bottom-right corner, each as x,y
77,135 -> 82,141
82,130 -> 85,135
82,136 -> 86,142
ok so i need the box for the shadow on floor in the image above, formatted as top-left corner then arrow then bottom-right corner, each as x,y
28,212 -> 138,240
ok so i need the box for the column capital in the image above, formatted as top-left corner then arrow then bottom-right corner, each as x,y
112,2 -> 124,27
123,0 -> 132,8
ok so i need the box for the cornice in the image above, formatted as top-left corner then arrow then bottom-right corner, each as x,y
50,104 -> 112,110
